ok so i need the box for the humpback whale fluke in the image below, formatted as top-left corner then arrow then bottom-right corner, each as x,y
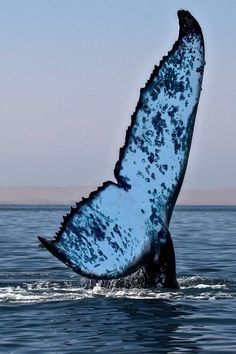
38,10 -> 205,288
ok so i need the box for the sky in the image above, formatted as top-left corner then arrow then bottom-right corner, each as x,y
0,0 -> 236,190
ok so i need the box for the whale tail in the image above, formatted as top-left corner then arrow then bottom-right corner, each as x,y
38,10 -> 205,287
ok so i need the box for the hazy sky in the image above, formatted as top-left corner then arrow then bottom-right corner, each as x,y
0,0 -> 236,190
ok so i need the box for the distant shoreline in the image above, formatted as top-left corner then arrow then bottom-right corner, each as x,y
1,186 -> 236,205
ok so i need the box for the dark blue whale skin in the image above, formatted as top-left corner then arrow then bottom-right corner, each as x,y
39,10 -> 205,288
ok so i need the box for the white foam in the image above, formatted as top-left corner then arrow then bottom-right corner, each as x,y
0,277 -> 234,303
181,284 -> 227,290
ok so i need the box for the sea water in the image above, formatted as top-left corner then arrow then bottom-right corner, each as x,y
0,205 -> 236,353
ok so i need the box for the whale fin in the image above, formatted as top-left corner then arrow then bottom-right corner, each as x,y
39,10 -> 205,280
40,183 -> 153,279
115,10 -> 205,222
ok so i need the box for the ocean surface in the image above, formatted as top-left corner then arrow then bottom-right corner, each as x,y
0,205 -> 236,353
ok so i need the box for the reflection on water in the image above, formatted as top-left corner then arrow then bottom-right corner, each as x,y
1,297 -> 200,353
90,299 -> 200,353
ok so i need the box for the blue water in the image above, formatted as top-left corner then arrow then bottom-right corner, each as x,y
0,205 -> 236,353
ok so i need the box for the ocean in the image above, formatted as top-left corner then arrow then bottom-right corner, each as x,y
0,205 -> 236,353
